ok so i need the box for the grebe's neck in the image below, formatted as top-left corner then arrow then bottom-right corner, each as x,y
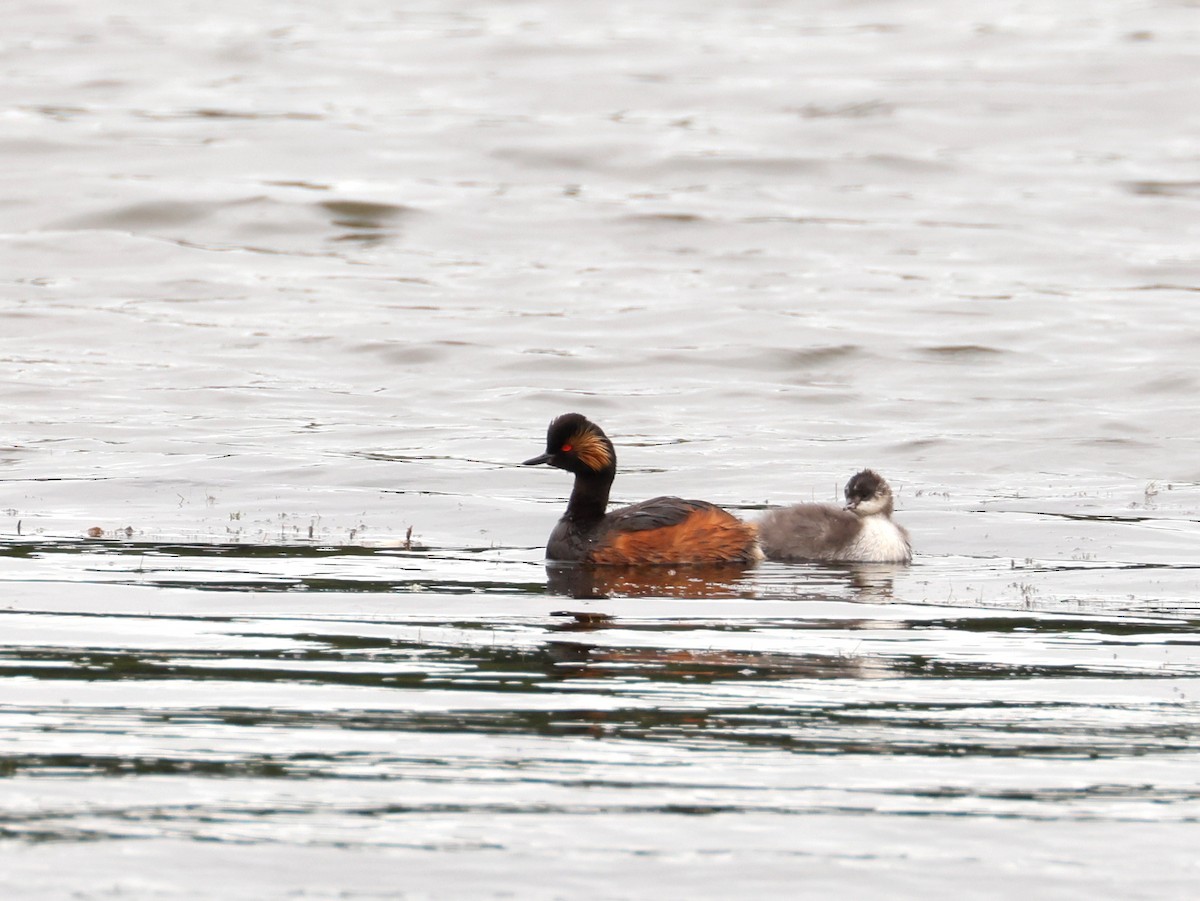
874,495 -> 895,518
564,469 -> 613,523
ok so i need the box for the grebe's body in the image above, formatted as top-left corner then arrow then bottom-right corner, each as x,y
524,413 -> 760,565
757,470 -> 911,564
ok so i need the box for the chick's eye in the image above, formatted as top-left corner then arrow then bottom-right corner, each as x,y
561,443 -> 573,452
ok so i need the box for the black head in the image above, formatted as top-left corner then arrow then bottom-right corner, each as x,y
522,412 -> 617,476
843,469 -> 893,515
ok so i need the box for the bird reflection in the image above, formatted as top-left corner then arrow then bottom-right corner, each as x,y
753,561 -> 908,603
841,562 -> 906,600
538,561 -> 902,682
544,562 -> 755,600
542,641 -> 889,681
544,560 -> 908,604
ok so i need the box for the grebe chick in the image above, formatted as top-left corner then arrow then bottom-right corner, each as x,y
757,469 -> 911,564
523,413 -> 760,565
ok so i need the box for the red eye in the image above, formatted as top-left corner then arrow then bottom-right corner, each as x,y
561,443 -> 573,452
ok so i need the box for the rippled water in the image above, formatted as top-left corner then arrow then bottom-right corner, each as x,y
3,1 -> 1200,898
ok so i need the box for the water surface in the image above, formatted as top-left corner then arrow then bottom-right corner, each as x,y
2,1 -> 1199,898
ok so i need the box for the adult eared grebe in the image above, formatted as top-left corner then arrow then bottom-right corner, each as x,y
523,413 -> 760,565
757,469 -> 911,563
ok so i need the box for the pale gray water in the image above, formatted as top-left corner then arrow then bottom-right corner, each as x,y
2,1 -> 1200,898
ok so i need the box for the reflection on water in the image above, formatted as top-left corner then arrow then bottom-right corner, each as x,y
545,561 -> 756,599
544,639 -> 886,682
544,559 -> 906,603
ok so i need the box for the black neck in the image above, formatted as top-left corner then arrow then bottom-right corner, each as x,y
564,469 -> 613,523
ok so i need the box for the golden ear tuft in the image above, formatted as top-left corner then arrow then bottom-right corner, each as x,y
567,426 -> 613,472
